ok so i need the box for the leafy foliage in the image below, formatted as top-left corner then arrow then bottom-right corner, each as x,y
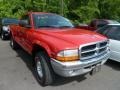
0,0 -> 120,23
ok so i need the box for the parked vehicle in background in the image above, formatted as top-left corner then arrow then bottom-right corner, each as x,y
89,19 -> 120,30
10,12 -> 110,86
76,19 -> 119,31
96,24 -> 120,62
0,18 -> 19,40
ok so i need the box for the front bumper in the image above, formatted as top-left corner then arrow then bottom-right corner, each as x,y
51,52 -> 110,77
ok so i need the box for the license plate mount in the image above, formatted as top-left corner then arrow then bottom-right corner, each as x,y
90,64 -> 101,75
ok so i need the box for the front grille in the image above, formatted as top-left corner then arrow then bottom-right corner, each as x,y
81,44 -> 96,52
80,40 -> 109,60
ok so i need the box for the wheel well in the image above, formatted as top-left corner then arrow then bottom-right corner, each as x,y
32,44 -> 50,66
32,44 -> 49,58
32,44 -> 55,75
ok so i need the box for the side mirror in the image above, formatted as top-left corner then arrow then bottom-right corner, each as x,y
19,20 -> 31,28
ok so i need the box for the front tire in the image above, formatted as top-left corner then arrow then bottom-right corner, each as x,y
34,51 -> 54,86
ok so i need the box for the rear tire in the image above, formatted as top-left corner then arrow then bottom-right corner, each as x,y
34,51 -> 54,86
1,32 -> 6,40
10,37 -> 19,50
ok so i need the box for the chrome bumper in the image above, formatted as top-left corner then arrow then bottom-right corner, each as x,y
51,52 -> 110,77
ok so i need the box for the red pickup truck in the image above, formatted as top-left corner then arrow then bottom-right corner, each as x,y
10,12 -> 110,86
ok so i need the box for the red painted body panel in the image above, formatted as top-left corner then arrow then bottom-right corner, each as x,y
10,12 -> 108,58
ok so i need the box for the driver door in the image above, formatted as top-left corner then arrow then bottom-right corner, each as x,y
19,15 -> 33,54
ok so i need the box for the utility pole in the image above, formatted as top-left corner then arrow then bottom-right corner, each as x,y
42,0 -> 46,12
61,0 -> 64,16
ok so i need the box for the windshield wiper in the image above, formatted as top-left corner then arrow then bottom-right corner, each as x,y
37,25 -> 74,28
58,26 -> 73,28
37,25 -> 58,28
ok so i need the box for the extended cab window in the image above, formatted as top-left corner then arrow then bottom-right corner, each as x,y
33,14 -> 74,28
106,26 -> 120,41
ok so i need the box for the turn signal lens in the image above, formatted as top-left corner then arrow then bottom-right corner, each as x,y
56,56 -> 79,62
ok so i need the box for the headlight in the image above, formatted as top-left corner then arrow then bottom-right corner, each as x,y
3,26 -> 9,31
56,49 -> 79,62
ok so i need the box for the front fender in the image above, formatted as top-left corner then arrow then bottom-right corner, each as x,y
32,40 -> 52,57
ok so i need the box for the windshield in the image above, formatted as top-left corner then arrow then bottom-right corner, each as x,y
33,14 -> 74,28
2,18 -> 19,25
96,25 -> 120,35
96,25 -> 109,34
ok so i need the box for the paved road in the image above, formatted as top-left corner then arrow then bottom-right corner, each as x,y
0,40 -> 120,90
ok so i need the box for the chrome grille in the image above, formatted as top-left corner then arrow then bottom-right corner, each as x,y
80,40 -> 109,60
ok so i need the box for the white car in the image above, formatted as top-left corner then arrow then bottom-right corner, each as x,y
96,24 -> 120,62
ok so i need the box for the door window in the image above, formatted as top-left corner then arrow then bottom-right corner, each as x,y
21,15 -> 30,26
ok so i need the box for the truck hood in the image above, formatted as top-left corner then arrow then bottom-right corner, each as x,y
37,28 -> 107,46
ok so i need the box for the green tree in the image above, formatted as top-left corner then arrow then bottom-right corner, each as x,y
0,0 -> 120,23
